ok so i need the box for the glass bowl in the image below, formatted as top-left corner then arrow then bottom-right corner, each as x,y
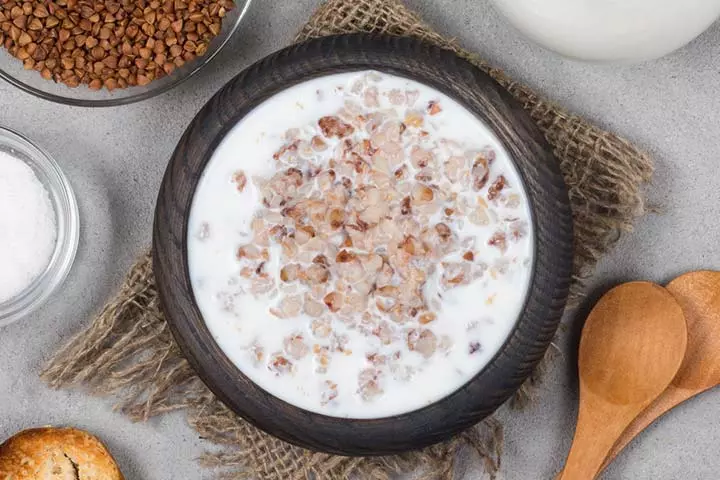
0,126 -> 80,327
0,0 -> 251,107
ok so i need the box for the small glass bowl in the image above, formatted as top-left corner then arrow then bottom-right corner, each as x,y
0,126 -> 79,327
0,0 -> 251,107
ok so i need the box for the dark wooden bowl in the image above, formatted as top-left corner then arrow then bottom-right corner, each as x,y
153,33 -> 574,456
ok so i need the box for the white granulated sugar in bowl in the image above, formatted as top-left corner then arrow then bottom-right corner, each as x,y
0,152 -> 57,303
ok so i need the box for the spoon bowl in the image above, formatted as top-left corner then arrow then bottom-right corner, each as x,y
601,271 -> 720,470
561,281 -> 687,479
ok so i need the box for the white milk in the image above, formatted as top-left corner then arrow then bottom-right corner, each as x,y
188,71 -> 534,419
492,0 -> 720,62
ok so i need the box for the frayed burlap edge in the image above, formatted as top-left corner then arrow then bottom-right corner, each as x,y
41,0 -> 653,479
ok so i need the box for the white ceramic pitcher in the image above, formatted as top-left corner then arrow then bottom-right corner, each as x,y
491,0 -> 720,62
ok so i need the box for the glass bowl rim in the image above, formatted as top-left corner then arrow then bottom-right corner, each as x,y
0,125 -> 80,327
0,0 -> 252,108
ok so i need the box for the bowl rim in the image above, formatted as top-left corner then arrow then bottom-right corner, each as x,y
153,33 -> 574,455
0,0 -> 252,108
0,125 -> 80,327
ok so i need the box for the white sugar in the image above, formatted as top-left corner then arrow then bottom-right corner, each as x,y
0,151 -> 57,303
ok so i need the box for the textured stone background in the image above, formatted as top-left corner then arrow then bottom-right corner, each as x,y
2,1 -> 719,478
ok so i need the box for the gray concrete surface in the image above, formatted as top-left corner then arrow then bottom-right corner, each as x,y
2,1 -> 720,478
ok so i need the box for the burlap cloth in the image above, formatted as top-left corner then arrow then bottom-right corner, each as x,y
41,0 -> 654,478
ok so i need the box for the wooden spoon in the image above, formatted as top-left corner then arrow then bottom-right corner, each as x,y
560,281 -> 687,480
599,271 -> 720,472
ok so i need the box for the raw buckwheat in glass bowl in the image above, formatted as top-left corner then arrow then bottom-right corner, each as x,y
154,34 -> 574,455
0,126 -> 79,327
0,0 -> 251,107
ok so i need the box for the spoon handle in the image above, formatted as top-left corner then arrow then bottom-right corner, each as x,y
600,385 -> 695,472
561,387 -> 645,480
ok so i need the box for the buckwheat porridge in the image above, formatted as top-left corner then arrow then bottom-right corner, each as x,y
188,71 -> 534,419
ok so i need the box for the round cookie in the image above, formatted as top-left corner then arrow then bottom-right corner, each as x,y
0,427 -> 124,480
